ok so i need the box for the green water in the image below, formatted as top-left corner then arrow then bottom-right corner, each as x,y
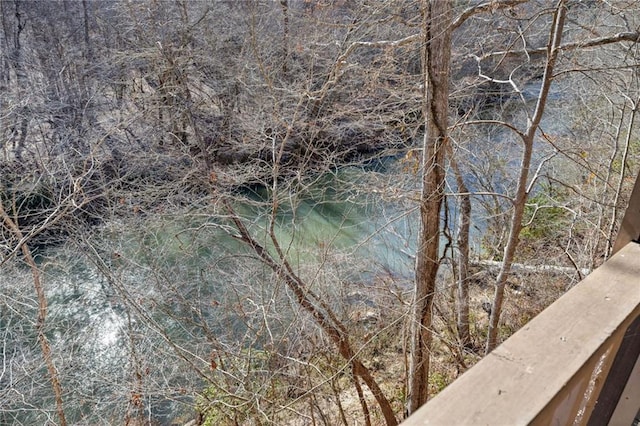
0,162 -> 419,424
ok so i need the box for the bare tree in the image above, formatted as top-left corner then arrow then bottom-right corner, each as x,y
3,1 -> 640,424
451,152 -> 472,349
0,206 -> 67,426
407,0 -> 452,414
483,0 -> 568,354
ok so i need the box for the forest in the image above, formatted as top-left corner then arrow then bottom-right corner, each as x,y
1,1 -> 639,425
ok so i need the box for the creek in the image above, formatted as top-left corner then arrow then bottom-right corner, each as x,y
1,158 -> 422,424
1,79 -> 572,424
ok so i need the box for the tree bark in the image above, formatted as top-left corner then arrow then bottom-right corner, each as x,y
408,0 -> 451,415
10,0 -> 28,162
451,154 -> 472,349
0,204 -> 67,426
606,96 -> 638,258
485,0 -> 567,355
225,201 -> 398,426
280,0 -> 289,77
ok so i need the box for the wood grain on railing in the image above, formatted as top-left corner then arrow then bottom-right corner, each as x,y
402,243 -> 640,426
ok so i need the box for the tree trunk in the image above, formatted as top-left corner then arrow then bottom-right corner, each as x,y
606,96 -> 638,258
0,204 -> 67,426
408,0 -> 451,415
225,201 -> 398,426
280,0 -> 289,77
485,0 -> 567,355
451,154 -> 472,349
82,0 -> 92,61
10,0 -> 28,162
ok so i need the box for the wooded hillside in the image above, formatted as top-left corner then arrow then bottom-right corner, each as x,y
1,1 -> 639,425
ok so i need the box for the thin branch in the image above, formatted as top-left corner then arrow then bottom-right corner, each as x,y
451,0 -> 530,31
477,31 -> 640,61
452,119 -> 526,139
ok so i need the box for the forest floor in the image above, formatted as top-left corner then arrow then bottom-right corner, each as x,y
275,264 -> 576,426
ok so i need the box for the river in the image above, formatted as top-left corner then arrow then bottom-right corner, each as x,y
0,79 -> 572,424
1,158 -> 423,424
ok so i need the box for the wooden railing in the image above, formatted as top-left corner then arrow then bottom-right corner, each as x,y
403,174 -> 640,426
